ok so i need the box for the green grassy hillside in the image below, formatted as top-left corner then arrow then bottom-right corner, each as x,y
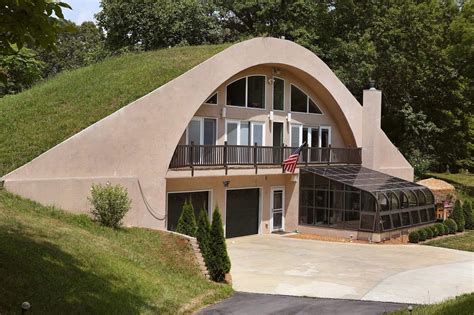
0,44 -> 229,176
0,190 -> 231,313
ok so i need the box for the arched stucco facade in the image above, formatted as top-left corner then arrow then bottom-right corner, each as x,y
2,37 -> 412,230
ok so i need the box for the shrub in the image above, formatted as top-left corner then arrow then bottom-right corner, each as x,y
424,227 -> 433,239
408,231 -> 419,243
445,218 -> 458,234
176,199 -> 197,237
462,201 -> 473,230
88,183 -> 131,228
196,207 -> 211,267
451,200 -> 465,232
434,223 -> 445,236
418,229 -> 427,242
442,222 -> 450,235
208,206 -> 231,282
429,225 -> 438,237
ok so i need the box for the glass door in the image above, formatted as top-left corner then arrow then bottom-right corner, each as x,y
271,188 -> 285,232
320,127 -> 331,162
272,122 -> 284,163
187,118 -> 216,164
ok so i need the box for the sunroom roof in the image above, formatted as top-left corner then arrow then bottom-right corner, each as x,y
302,166 -> 425,193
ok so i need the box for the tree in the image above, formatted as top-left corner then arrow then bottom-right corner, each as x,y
0,49 -> 44,96
208,206 -> 231,282
196,207 -> 211,267
96,0 -> 223,51
451,199 -> 465,232
176,199 -> 197,237
462,201 -> 473,230
39,21 -> 108,78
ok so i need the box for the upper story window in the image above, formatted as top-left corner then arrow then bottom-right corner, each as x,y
291,84 -> 322,114
226,75 -> 266,109
273,78 -> 284,111
204,92 -> 218,105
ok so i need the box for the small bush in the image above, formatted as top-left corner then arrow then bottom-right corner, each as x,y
434,223 -> 445,236
88,183 -> 131,228
176,199 -> 197,237
208,206 -> 231,282
442,222 -> 450,235
418,229 -> 427,241
430,225 -> 439,237
445,218 -> 458,234
462,201 -> 473,230
452,200 -> 465,232
424,227 -> 433,239
408,231 -> 420,243
196,207 -> 211,268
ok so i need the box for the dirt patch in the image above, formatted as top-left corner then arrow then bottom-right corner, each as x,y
286,233 -> 411,245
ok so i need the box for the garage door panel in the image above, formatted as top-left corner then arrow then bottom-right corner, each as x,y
226,189 -> 259,238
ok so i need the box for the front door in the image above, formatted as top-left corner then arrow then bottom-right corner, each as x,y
273,122 -> 284,163
271,187 -> 285,232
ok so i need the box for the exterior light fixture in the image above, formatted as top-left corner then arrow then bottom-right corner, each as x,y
369,79 -> 376,91
223,180 -> 230,187
268,78 -> 275,85
408,305 -> 413,314
286,112 -> 292,122
268,111 -> 274,121
21,302 -> 31,314
221,107 -> 226,118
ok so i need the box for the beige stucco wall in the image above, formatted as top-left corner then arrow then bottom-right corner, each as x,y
1,37 -> 413,231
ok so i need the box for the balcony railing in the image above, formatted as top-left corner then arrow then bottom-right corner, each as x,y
169,142 -> 362,175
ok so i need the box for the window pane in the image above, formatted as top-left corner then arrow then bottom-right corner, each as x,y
291,125 -> 301,147
361,192 -> 376,212
274,191 -> 283,209
273,212 -> 283,229
273,78 -> 284,110
329,210 -> 344,228
315,190 -> 327,207
252,123 -> 263,145
205,92 -> 217,104
405,190 -> 417,207
416,189 -> 426,206
420,209 -> 428,222
227,122 -> 238,145
227,78 -> 246,106
381,215 -> 392,230
411,210 -> 420,224
247,76 -> 265,108
423,189 -> 434,204
391,213 -> 401,228
188,120 -> 201,144
401,212 -> 411,226
344,211 -> 360,229
388,192 -> 399,210
308,98 -> 322,114
315,208 -> 328,225
360,214 -> 375,231
330,190 -> 344,210
300,171 -> 314,189
428,208 -> 435,221
291,85 -> 307,112
203,119 -> 216,145
240,122 -> 249,145
345,191 -> 361,211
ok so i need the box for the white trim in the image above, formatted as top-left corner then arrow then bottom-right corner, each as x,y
250,121 -> 265,146
289,83 -> 324,115
270,186 -> 285,232
272,77 -> 285,112
290,123 -> 303,147
225,75 -> 267,110
224,119 -> 241,144
203,91 -> 218,105
224,187 -> 263,237
166,189 -> 213,229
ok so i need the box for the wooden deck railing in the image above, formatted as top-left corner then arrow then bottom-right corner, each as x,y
169,142 -> 362,175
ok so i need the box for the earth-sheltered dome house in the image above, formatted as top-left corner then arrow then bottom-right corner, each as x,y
1,38 -> 435,242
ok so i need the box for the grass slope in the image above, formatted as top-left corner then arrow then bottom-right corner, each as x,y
0,190 -> 231,314
424,230 -> 474,252
0,44 -> 229,176
389,292 -> 474,315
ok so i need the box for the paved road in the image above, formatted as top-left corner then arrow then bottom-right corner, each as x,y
198,292 -> 406,315
227,234 -> 474,304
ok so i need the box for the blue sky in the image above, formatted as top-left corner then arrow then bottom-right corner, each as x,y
63,0 -> 101,24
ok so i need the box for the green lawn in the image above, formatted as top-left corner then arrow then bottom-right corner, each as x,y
0,190 -> 232,314
388,293 -> 474,315
0,44 -> 229,176
424,230 -> 474,252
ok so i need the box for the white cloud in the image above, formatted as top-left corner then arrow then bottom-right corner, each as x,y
63,0 -> 101,24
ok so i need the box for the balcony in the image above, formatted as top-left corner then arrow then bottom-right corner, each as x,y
169,143 -> 362,175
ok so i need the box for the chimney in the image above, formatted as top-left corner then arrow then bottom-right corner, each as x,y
362,85 -> 382,168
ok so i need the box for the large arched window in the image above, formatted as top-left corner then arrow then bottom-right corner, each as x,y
226,75 -> 266,109
291,84 -> 322,114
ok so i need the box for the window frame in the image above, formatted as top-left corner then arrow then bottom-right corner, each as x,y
290,124 -> 332,148
225,75 -> 267,110
272,77 -> 285,112
186,116 -> 218,145
290,83 -> 323,115
204,91 -> 218,105
225,119 -> 265,146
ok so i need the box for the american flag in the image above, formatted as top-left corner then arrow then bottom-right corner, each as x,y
283,142 -> 305,173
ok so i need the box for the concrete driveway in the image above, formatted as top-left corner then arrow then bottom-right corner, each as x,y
227,234 -> 474,304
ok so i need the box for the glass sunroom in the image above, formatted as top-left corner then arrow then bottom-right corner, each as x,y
299,166 -> 435,233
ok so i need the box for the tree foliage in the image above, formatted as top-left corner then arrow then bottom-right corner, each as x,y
462,201 -> 473,230
0,48 -> 44,95
176,199 -> 197,237
196,207 -> 211,268
452,199 -> 465,232
208,206 -> 231,282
